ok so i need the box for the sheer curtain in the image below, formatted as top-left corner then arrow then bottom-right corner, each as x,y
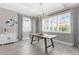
17,14 -> 22,41
72,7 -> 79,47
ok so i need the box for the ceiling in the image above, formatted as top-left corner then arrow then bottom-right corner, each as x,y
0,3 -> 78,17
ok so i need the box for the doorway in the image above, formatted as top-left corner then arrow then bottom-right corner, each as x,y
22,16 -> 31,40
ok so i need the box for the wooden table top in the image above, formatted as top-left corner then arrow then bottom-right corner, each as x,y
31,33 -> 56,39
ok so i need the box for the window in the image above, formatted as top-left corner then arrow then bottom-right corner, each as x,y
23,17 -> 31,32
42,18 -> 50,32
42,12 -> 71,33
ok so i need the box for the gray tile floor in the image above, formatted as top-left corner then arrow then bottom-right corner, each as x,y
0,39 -> 79,55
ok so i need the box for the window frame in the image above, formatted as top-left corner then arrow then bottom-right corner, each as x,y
42,10 -> 72,33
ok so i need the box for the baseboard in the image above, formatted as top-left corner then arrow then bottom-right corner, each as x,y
23,37 -> 30,40
53,39 -> 73,46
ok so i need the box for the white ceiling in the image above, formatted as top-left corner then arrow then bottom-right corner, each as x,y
0,3 -> 78,17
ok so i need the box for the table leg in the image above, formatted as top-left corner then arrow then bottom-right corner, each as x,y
44,38 -> 47,53
50,39 -> 54,47
31,35 -> 34,44
38,37 -> 40,42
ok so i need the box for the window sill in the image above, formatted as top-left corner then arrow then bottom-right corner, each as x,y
43,31 -> 71,34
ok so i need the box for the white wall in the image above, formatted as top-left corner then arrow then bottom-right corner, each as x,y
44,32 -> 72,45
